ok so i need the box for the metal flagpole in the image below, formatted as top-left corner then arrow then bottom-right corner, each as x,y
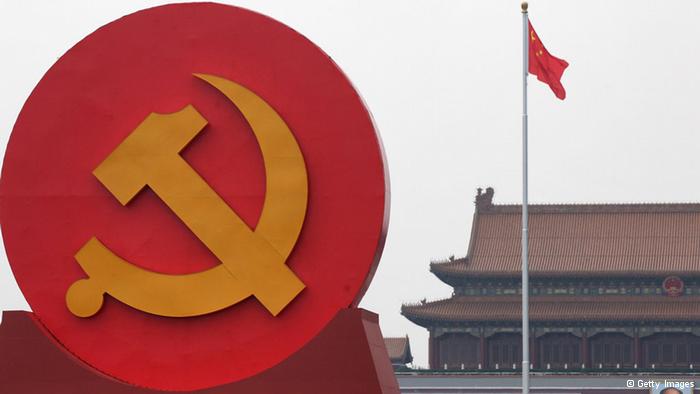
520,2 -> 530,394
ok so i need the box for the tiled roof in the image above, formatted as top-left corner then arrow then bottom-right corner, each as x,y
383,336 -> 413,364
431,188 -> 700,277
401,295 -> 700,325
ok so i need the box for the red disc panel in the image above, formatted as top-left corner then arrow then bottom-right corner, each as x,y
0,3 -> 388,391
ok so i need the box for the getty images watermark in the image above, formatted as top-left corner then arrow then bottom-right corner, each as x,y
626,379 -> 695,393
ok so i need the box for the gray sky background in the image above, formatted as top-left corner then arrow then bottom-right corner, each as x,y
1,0 -> 699,368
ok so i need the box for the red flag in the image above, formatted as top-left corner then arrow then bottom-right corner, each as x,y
529,20 -> 568,100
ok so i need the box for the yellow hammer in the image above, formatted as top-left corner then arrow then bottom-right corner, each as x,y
66,74 -> 308,318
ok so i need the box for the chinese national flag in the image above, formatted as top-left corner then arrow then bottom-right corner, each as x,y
529,20 -> 568,100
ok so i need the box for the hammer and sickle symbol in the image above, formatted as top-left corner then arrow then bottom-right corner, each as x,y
65,74 -> 307,318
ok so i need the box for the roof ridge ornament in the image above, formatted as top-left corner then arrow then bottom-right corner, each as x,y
475,187 -> 495,211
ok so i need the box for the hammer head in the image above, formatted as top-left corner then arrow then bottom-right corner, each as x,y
93,105 -> 207,205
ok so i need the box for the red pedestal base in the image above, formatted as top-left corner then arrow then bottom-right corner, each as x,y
0,308 -> 400,393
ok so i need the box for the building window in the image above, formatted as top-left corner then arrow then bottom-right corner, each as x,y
662,344 -> 673,364
642,333 -> 700,368
487,333 -> 521,369
437,333 -> 480,369
590,332 -> 634,368
691,344 -> 700,364
677,345 -> 688,363
649,344 -> 658,362
538,333 -> 581,369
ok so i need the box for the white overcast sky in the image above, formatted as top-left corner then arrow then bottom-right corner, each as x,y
1,1 -> 699,368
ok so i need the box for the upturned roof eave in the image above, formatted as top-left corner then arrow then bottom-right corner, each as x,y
401,295 -> 700,325
401,308 -> 700,325
429,265 -> 700,280
401,314 -> 700,325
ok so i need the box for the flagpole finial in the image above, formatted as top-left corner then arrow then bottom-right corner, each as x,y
521,1 -> 528,13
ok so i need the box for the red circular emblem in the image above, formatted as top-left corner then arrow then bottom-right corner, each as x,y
662,276 -> 684,297
0,3 -> 388,391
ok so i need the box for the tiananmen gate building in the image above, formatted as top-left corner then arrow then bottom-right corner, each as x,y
402,187 -> 700,372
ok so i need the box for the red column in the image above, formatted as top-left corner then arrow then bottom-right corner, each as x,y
428,332 -> 435,369
634,331 -> 641,368
581,332 -> 589,369
429,332 -> 441,369
529,333 -> 536,369
479,331 -> 486,369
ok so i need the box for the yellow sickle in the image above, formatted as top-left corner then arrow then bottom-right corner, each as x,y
66,74 -> 308,318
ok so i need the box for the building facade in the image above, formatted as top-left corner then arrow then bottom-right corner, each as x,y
384,336 -> 413,370
402,187 -> 700,371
